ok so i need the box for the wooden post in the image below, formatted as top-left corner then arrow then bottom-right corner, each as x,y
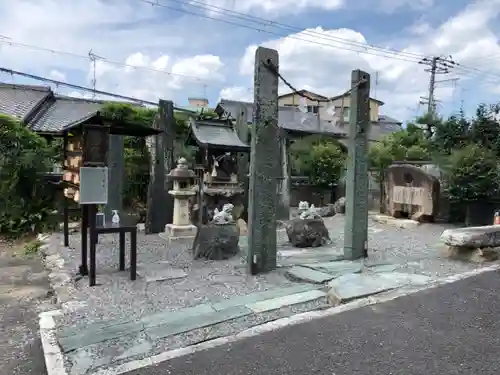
343,70 -> 371,260
145,100 -> 175,234
247,47 -> 280,274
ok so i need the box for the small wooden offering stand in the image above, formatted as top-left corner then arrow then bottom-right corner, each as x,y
61,112 -> 161,286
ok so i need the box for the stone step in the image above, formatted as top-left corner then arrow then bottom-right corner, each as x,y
210,284 -> 319,311
63,290 -> 329,374
57,284 -> 322,353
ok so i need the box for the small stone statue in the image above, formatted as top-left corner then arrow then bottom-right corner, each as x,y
299,204 -> 321,220
212,203 -> 235,224
298,201 -> 310,216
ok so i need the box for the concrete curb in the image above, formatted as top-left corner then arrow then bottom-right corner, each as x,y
85,264 -> 500,375
40,309 -> 66,375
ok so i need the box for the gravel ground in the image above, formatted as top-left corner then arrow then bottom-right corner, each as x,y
0,242 -> 53,375
47,215 -> 492,328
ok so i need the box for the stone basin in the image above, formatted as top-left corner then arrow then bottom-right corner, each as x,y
441,225 -> 500,248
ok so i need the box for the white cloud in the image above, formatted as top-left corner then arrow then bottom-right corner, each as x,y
219,86 -> 254,102
221,0 -> 500,121
86,53 -> 224,101
0,0 -> 224,103
49,69 -> 66,81
377,0 -> 434,13
194,0 -> 344,15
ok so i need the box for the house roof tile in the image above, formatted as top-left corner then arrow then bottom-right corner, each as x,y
0,83 -> 51,121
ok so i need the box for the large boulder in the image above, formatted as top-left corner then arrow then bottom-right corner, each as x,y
317,204 -> 336,217
333,197 -> 346,214
192,223 -> 240,260
286,218 -> 330,248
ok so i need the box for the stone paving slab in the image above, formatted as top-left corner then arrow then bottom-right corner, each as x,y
57,285 -> 322,353
327,272 -> 434,305
59,320 -> 144,353
327,274 -> 407,305
366,264 -> 399,273
145,306 -> 253,341
247,290 -> 327,313
303,260 -> 363,276
211,284 -> 318,311
377,272 -> 433,286
140,304 -> 215,329
286,266 -> 337,283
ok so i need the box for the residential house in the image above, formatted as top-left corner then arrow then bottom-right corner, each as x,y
277,89 -> 402,143
215,98 -> 348,141
187,97 -> 209,108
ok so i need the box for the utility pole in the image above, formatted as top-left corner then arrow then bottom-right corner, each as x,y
419,55 -> 456,136
343,69 -> 370,261
88,49 -> 104,99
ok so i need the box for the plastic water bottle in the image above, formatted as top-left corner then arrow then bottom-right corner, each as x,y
111,210 -> 120,225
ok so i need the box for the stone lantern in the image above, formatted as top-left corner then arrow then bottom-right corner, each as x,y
163,158 -> 197,241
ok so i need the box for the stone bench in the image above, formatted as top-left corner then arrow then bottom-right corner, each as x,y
441,225 -> 500,248
441,226 -> 500,262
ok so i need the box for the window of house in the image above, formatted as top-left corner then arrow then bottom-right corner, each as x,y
307,105 -> 319,113
342,107 -> 350,121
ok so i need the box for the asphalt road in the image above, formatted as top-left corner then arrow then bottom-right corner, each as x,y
0,249 -> 51,375
125,269 -> 500,375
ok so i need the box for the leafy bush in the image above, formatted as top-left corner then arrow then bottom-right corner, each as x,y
368,125 -> 430,182
0,114 -> 57,236
447,144 -> 500,202
290,135 -> 346,186
309,143 -> 346,187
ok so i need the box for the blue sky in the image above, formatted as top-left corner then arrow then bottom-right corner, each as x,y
1,0 -> 500,123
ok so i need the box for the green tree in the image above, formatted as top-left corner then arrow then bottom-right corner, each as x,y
447,144 -> 500,202
289,135 -> 347,185
468,103 -> 500,157
0,114 -> 57,236
308,143 -> 346,187
431,112 -> 469,155
368,124 -> 430,181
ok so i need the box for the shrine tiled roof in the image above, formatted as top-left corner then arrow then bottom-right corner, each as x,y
28,96 -> 102,132
190,118 -> 250,151
0,83 -> 105,133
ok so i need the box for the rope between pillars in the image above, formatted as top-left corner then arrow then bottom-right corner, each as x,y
262,60 -> 367,102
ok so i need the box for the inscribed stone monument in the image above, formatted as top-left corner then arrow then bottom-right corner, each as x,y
384,164 -> 440,221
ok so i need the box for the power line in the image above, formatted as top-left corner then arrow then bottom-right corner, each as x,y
0,40 -> 213,83
148,0 -> 427,62
1,26 -> 498,87
0,67 -> 196,113
136,0 -> 500,85
136,0 -> 423,64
